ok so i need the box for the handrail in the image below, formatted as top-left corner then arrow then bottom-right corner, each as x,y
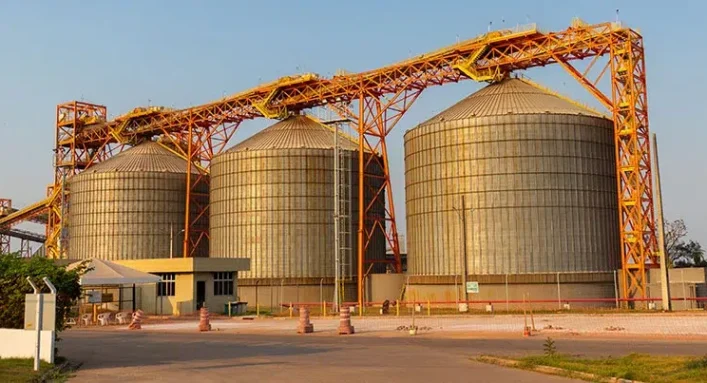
0,194 -> 54,229
0,228 -> 46,242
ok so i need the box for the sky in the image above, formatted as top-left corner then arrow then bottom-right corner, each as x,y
1,0 -> 705,250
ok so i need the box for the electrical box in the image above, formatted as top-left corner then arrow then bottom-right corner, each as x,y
24,294 -> 57,331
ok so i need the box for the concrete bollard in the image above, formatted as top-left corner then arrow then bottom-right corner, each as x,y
128,309 -> 143,330
297,307 -> 314,334
198,306 -> 211,332
338,306 -> 355,335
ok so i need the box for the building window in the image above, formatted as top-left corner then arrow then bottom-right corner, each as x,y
213,272 -> 234,296
157,273 -> 176,297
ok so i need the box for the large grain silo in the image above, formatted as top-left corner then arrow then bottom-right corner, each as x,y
210,114 -> 386,306
67,141 -> 208,260
404,78 -> 620,308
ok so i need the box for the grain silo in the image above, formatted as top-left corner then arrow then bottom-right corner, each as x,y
404,78 -> 620,308
210,114 -> 386,306
67,141 -> 208,260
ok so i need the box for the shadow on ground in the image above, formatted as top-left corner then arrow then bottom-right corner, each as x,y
61,330 -> 336,370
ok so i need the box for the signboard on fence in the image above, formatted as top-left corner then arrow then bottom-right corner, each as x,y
466,281 -> 479,294
86,290 -> 103,303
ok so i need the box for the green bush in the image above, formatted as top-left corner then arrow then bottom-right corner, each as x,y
543,337 -> 557,357
0,253 -> 86,332
686,355 -> 707,370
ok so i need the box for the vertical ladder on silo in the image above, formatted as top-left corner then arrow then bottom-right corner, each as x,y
332,112 -> 353,311
337,134 -> 352,301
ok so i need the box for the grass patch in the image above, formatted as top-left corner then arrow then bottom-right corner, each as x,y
0,357 -> 70,383
514,353 -> 707,383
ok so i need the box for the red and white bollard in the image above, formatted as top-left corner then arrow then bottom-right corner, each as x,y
297,307 -> 314,334
338,306 -> 355,335
198,306 -> 211,332
128,309 -> 143,330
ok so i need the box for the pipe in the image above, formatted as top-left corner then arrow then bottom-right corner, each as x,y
316,296 -> 707,306
505,274 -> 509,312
556,272 -> 561,309
461,196 -> 469,303
334,119 -> 341,312
27,277 -> 39,294
319,278 -> 324,312
357,94 -> 365,316
42,277 -> 56,294
169,222 -> 173,259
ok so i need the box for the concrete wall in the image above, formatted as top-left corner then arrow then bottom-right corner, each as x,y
0,329 -> 54,363
406,282 -> 616,310
368,274 -> 405,303
648,267 -> 707,311
234,272 -> 619,311
236,282 -> 357,311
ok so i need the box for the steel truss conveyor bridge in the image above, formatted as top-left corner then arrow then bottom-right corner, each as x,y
2,18 -> 658,308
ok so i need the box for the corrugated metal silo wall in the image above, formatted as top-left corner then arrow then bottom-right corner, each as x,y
404,114 -> 620,275
210,148 -> 385,279
67,172 -> 209,260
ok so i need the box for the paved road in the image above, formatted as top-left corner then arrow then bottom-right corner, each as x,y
61,330 -> 707,383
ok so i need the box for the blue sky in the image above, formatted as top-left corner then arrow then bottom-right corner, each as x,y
1,1 -> 705,250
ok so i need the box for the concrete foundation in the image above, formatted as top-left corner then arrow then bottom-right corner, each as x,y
233,269 -> 707,313
404,272 -> 617,310
237,274 -> 406,310
237,279 -> 357,311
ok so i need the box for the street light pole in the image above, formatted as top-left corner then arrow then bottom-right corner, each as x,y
453,196 -> 471,303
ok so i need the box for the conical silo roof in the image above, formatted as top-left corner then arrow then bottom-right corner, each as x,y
82,141 -> 196,174
227,115 -> 359,152
420,78 -> 604,125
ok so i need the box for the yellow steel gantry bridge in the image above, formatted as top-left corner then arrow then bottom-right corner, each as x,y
0,19 -> 658,307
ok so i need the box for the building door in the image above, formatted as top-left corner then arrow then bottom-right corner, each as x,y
196,281 -> 206,310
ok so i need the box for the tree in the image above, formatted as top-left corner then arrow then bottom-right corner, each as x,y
0,253 -> 86,331
664,219 -> 688,262
661,218 -> 705,268
672,241 -> 707,268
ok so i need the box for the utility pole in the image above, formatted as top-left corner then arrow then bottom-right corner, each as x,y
652,133 -> 672,311
453,196 -> 470,303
